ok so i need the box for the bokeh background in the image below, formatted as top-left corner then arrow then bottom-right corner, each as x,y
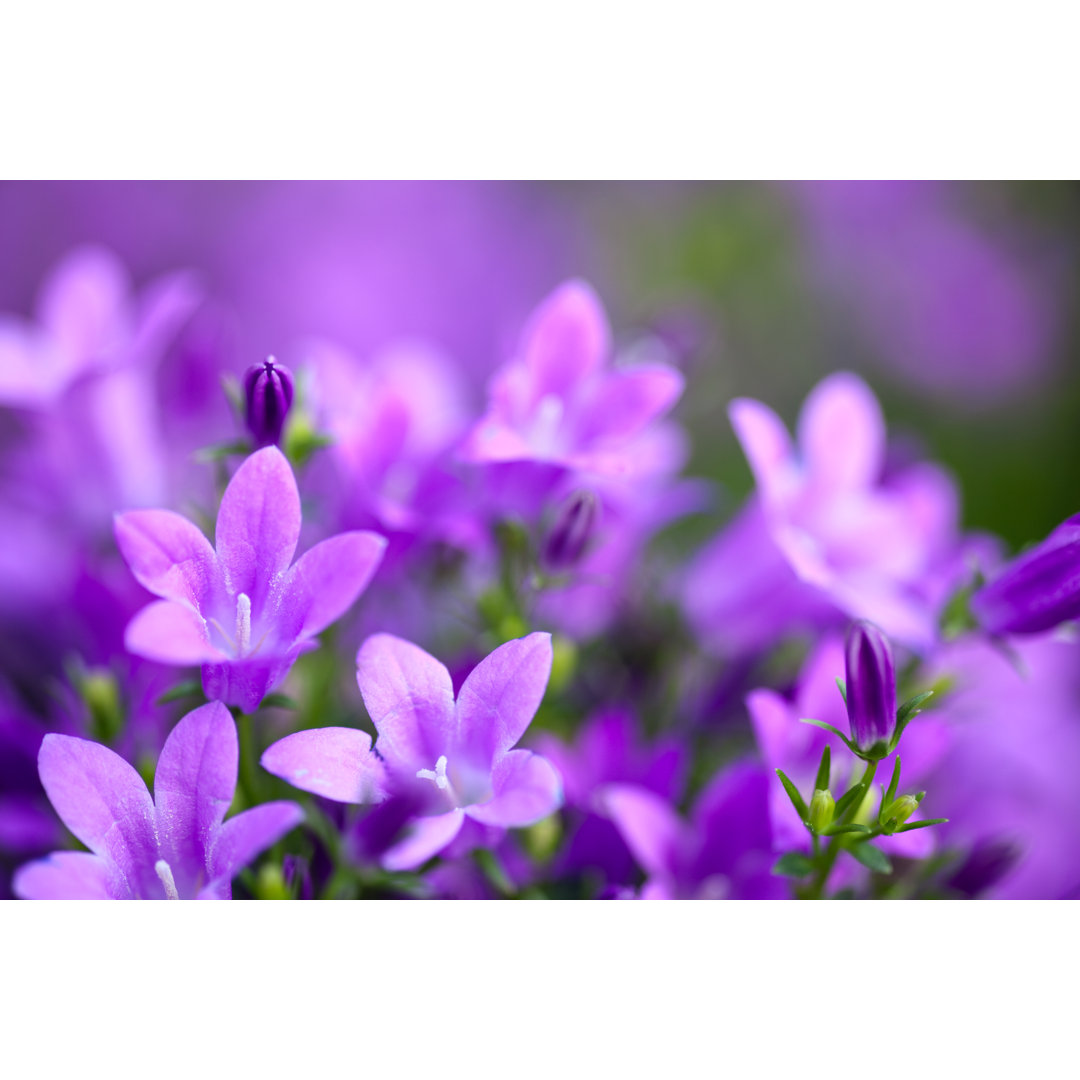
3,180 -> 1075,551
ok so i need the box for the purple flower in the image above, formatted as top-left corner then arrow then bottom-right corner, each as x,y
458,280 -> 684,480
970,513 -> 1080,636
601,762 -> 785,899
844,620 -> 897,755
13,701 -> 302,899
724,371 -> 962,649
261,632 -> 562,870
115,446 -> 386,712
243,356 -> 294,447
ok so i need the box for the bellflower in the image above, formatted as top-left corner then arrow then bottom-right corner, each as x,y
13,701 -> 302,899
243,356 -> 294,447
602,762 -> 785,899
844,620 -> 897,755
970,513 -> 1080,636
458,280 -> 684,483
115,446 -> 386,712
725,371 -> 961,648
261,632 -> 563,870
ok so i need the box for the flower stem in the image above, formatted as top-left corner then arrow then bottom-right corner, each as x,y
804,759 -> 878,900
237,711 -> 261,809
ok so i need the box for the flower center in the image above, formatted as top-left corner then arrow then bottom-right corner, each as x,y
416,755 -> 459,806
155,859 -> 180,901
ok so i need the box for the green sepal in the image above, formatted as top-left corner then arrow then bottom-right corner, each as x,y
772,852 -> 815,878
896,818 -> 948,832
896,690 -> 934,728
835,678 -> 848,707
834,781 -> 867,819
155,679 -> 205,706
814,744 -> 832,793
847,842 -> 893,874
260,692 -> 298,711
798,717 -> 858,755
775,769 -> 809,822
824,823 -> 871,837
883,756 -> 902,809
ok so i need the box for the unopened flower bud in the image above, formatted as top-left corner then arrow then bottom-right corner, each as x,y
970,513 -> 1080,636
542,490 -> 600,572
809,788 -> 835,834
844,620 -> 897,757
243,357 -> 294,448
881,794 -> 919,828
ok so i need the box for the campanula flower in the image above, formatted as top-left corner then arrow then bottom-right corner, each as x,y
13,702 -> 302,899
458,280 -> 684,482
243,356 -> 294,447
970,513 -> 1080,636
844,620 -> 897,755
115,446 -> 386,712
261,632 -> 562,870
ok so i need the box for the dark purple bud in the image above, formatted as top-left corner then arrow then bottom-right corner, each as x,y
243,356 -> 294,447
541,490 -> 601,572
970,514 -> 1080,636
844,620 -> 897,755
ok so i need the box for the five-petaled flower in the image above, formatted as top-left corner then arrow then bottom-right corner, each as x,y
115,446 -> 387,712
13,702 -> 302,899
262,632 -> 563,870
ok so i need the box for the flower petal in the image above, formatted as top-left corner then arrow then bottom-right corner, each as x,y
521,280 -> 610,404
201,650 -> 300,714
381,809 -> 466,872
729,397 -> 795,498
37,733 -> 159,895
576,365 -> 684,445
797,372 -> 885,492
124,600 -> 224,665
215,447 -> 301,606
465,750 -> 562,827
455,633 -> 552,763
599,783 -> 686,879
356,634 -> 456,773
154,702 -> 237,889
13,851 -> 118,900
261,727 -> 387,804
208,801 -> 304,885
114,509 -> 221,606
281,531 -> 387,639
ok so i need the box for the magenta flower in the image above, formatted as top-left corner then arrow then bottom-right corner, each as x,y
261,632 -> 562,870
115,446 -> 386,712
458,280 -> 684,479
13,702 -> 302,899
727,371 -> 960,648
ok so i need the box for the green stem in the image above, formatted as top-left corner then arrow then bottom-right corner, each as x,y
804,759 -> 878,900
237,711 -> 261,808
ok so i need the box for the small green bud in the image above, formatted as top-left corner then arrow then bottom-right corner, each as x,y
82,668 -> 124,743
881,794 -> 919,829
523,813 -> 562,862
809,788 -> 836,834
548,635 -> 578,694
254,863 -> 291,901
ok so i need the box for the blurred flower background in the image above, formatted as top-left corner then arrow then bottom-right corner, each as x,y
2,181 -> 1079,899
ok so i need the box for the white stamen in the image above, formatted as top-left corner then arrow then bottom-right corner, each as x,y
416,754 -> 451,791
235,592 -> 252,656
155,859 -> 180,901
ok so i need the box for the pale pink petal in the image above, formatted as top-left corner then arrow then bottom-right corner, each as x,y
465,750 -> 562,827
124,600 -> 224,665
729,397 -> 796,497
797,372 -> 885,493
599,783 -> 686,879
261,727 -> 388,804
381,809 -> 466,871
13,851 -> 118,900
114,510 -> 221,606
208,801 -> 304,885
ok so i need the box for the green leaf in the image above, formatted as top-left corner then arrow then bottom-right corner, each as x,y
835,678 -> 848,706
260,692 -> 299,711
798,717 -> 857,754
814,744 -> 832,793
848,842 -> 893,874
824,823 -> 871,837
883,756 -> 902,808
772,852 -> 815,878
896,818 -> 948,832
896,690 -> 934,728
155,679 -> 204,706
834,782 -> 867,819
775,769 -> 809,822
